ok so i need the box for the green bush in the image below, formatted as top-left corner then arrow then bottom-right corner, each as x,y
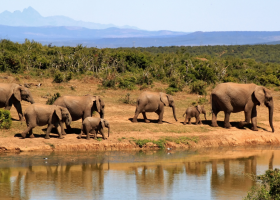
46,93 -> 61,105
66,71 -> 73,82
118,77 -> 136,90
259,74 -> 280,86
53,71 -> 64,83
189,80 -> 207,95
245,168 -> 280,200
0,109 -> 12,129
102,79 -> 116,89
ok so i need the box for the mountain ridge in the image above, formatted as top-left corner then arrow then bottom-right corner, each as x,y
0,6 -> 138,29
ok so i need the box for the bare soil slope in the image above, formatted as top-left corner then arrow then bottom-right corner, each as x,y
0,75 -> 280,152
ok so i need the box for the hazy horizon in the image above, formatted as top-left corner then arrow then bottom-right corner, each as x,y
0,0 -> 279,32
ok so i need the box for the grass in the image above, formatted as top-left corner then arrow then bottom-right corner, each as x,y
131,136 -> 200,149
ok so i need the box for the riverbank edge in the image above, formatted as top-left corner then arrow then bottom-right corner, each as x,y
0,131 -> 279,153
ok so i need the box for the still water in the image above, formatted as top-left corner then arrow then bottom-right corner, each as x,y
0,147 -> 279,200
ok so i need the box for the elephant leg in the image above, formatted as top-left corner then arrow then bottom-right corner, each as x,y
21,126 -> 33,139
100,129 -> 106,140
56,123 -> 64,139
239,110 -> 251,128
45,124 -> 54,139
197,116 -> 202,125
251,105 -> 258,131
224,111 -> 231,128
142,112 -> 150,123
28,129 -> 34,138
86,129 -> 91,140
93,129 -> 98,140
158,109 -> 164,124
211,111 -> 219,127
132,107 -> 141,123
188,118 -> 191,124
13,103 -> 23,122
183,116 -> 187,125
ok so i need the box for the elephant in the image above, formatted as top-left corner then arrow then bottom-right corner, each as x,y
78,117 -> 110,140
21,103 -> 72,139
183,105 -> 207,125
211,82 -> 274,132
132,92 -> 177,124
53,95 -> 105,134
0,83 -> 35,121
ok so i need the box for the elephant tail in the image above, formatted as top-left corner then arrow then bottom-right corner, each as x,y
183,112 -> 186,117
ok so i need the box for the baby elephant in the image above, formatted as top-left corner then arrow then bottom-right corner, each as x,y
183,105 -> 206,125
78,117 -> 110,140
21,103 -> 72,139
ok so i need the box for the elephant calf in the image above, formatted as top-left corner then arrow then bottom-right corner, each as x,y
21,103 -> 72,139
78,117 -> 110,140
183,105 -> 206,125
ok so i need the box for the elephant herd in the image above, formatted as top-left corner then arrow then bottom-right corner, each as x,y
0,82 -> 275,140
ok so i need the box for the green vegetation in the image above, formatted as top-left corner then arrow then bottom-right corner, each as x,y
46,92 -> 61,105
131,136 -> 199,149
2,39 -> 280,93
245,168 -> 280,200
0,109 -> 12,129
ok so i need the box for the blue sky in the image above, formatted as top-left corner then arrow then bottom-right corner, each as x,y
0,0 -> 280,32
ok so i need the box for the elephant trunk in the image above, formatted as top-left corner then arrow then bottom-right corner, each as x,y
65,115 -> 72,126
107,125 -> 110,138
29,96 -> 35,104
268,104 -> 274,133
100,110 -> 104,119
172,106 -> 178,121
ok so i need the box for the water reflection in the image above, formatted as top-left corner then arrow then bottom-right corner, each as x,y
0,148 -> 279,200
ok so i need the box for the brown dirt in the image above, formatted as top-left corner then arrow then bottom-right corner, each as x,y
0,74 -> 280,152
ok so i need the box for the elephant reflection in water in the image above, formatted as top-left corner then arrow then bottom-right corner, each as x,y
0,159 -> 106,199
184,161 -> 207,176
210,157 -> 257,194
131,164 -> 184,197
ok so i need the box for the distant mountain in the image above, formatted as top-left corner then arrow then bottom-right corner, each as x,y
0,25 -> 189,41
1,24 -> 279,47
0,6 -> 138,29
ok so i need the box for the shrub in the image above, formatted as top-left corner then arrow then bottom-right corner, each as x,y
102,79 -> 116,89
189,80 -> 207,95
46,93 -> 61,105
118,77 -> 136,90
245,168 -> 280,200
66,72 -> 73,82
53,71 -> 64,83
0,109 -> 12,129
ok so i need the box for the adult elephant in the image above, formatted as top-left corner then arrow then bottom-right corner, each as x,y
53,95 -> 105,133
211,82 -> 274,132
0,83 -> 35,121
132,92 -> 177,124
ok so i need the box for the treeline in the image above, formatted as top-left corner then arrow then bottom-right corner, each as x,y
136,44 -> 280,64
1,39 -> 280,95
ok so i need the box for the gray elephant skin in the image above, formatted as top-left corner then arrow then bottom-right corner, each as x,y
211,82 -> 274,132
21,103 -> 72,139
132,91 -> 177,124
183,105 -> 207,125
0,83 -> 35,121
78,117 -> 110,140
53,95 -> 105,133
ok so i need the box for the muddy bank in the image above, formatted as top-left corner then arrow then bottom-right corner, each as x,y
0,130 -> 279,153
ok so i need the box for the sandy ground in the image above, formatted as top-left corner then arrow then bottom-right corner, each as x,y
0,74 -> 280,152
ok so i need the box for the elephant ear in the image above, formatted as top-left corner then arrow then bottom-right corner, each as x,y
100,119 -> 105,129
13,86 -> 22,101
196,105 -> 202,114
254,86 -> 266,106
160,92 -> 169,106
54,106 -> 62,121
95,96 -> 101,113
